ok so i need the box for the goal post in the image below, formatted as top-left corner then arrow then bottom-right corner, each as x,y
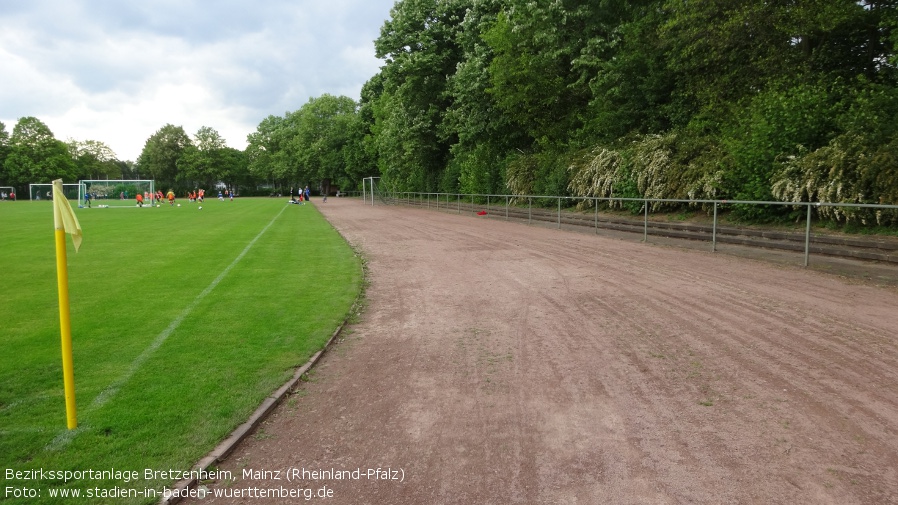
79,180 -> 156,207
0,186 -> 14,200
362,177 -> 379,205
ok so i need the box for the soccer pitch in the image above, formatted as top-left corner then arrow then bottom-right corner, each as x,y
0,197 -> 362,503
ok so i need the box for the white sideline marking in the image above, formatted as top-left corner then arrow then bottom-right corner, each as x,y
46,205 -> 288,451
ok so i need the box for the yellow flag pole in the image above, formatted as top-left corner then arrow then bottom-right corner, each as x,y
52,179 -> 80,430
55,226 -> 77,429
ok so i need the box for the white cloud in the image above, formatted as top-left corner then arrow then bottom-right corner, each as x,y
0,0 -> 395,160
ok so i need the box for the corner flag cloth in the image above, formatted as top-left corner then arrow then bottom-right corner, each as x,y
52,179 -> 82,252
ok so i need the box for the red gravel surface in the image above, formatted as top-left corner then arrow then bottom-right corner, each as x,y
184,199 -> 898,504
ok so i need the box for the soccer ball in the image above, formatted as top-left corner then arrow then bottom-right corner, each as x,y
177,204 -> 181,207
198,206 -> 203,210
156,204 -> 160,208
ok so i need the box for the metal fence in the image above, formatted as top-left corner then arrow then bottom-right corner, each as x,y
366,191 -> 898,267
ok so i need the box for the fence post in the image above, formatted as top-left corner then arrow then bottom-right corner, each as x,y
557,197 -> 561,229
804,204 -> 812,267
643,200 -> 648,242
529,198 -> 532,225
712,201 -> 718,252
505,195 -> 509,221
594,198 -> 598,234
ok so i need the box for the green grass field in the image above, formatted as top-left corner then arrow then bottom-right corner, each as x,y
0,197 -> 362,504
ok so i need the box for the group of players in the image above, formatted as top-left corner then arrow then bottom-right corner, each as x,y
84,187 -> 238,207
133,188 -> 208,207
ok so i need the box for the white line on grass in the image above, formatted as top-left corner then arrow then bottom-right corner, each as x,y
46,204 -> 289,451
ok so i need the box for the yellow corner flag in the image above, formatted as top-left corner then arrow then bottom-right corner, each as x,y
53,179 -> 82,252
52,179 -> 80,429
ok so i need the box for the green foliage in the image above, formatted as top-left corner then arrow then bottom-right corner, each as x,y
68,139 -> 119,180
505,151 -> 537,198
291,94 -> 359,191
0,121 -> 9,185
762,77 -> 898,224
567,147 -> 622,198
245,96 -> 363,194
506,150 -> 572,204
177,126 -> 228,188
246,114 -> 290,184
339,103 -> 377,191
580,2 -> 673,142
442,0 -> 521,193
483,1 -> 600,148
772,133 -> 898,224
450,142 -> 504,195
4,117 -> 76,186
723,81 -> 839,207
11,0 -> 898,226
136,124 -> 192,188
568,132 -> 726,212
372,0 -> 468,192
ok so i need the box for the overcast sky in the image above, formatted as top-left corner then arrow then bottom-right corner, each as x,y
0,0 -> 397,161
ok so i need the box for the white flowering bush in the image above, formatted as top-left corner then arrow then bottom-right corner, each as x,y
771,133 -> 898,225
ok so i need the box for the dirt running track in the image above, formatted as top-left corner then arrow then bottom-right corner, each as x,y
186,199 -> 898,505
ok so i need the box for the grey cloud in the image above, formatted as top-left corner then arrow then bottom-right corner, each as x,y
0,0 -> 395,159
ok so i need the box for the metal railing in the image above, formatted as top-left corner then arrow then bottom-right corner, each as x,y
381,192 -> 898,267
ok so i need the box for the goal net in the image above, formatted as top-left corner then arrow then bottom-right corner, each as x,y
362,177 -> 396,205
29,183 -> 80,201
0,187 -> 14,200
79,180 -> 156,207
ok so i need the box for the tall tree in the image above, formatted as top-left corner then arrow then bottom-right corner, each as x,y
3,116 -> 76,186
68,139 -> 119,180
136,124 -> 191,188
442,0 -> 517,194
373,0 -> 469,191
178,126 -> 228,188
483,1 -> 594,148
218,147 -> 250,193
0,121 -> 10,186
579,0 -> 673,142
291,94 -> 358,195
246,115 -> 294,189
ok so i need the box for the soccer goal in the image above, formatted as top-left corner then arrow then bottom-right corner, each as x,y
0,187 -> 14,201
362,177 -> 396,206
79,180 -> 156,207
29,183 -> 80,201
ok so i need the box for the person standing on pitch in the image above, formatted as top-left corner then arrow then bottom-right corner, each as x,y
167,189 -> 176,206
136,192 -> 144,207
304,186 -> 311,203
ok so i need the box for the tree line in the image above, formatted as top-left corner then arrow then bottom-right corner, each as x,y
359,0 -> 898,223
0,118 -> 257,196
0,91 -> 368,197
3,0 -> 897,223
